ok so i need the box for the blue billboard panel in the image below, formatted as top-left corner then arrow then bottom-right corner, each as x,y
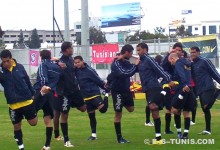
101,2 -> 141,28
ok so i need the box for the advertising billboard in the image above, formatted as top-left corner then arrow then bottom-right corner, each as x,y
179,35 -> 217,58
92,43 -> 119,63
101,2 -> 141,28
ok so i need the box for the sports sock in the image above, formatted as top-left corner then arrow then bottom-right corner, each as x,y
114,122 -> 122,140
183,117 -> 190,137
174,114 -> 181,133
204,109 -> 211,132
88,113 -> 97,135
145,106 -> 150,123
61,123 -> 69,142
45,127 -> 53,147
191,109 -> 196,123
154,118 -> 161,140
165,113 -> 171,132
14,130 -> 24,150
54,130 -> 60,138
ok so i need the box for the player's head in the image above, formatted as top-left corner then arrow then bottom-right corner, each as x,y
168,53 -> 179,65
190,46 -> 200,60
74,55 -> 85,69
172,42 -> 183,56
0,50 -> 13,69
61,42 -> 73,56
154,55 -> 163,65
120,44 -> 134,59
40,50 -> 51,60
136,43 -> 148,56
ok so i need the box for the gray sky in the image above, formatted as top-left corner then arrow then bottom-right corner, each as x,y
0,0 -> 219,33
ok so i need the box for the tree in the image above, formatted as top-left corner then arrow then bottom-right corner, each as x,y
0,26 -> 5,49
89,27 -> 106,44
154,26 -> 166,35
17,30 -> 26,49
28,28 -> 41,49
176,25 -> 192,37
126,30 -> 168,42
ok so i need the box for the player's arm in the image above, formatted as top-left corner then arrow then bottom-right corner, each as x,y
204,58 -> 220,83
89,68 -> 106,89
148,56 -> 171,82
21,65 -> 35,95
38,63 -> 49,87
111,60 -> 137,78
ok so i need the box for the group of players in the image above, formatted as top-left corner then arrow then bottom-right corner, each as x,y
0,41 -> 219,150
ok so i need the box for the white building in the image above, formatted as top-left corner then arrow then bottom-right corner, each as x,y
169,20 -> 220,36
3,29 -> 76,44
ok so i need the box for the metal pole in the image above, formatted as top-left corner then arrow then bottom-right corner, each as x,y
52,0 -> 55,57
81,0 -> 90,64
64,0 -> 70,41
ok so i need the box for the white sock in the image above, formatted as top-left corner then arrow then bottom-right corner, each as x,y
92,133 -> 97,137
177,128 -> 181,132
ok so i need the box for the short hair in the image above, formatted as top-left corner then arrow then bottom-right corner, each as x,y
40,50 -> 51,59
0,50 -> 12,59
190,46 -> 200,52
154,55 -> 163,65
182,50 -> 188,58
74,55 -> 83,61
61,42 -> 72,52
173,42 -> 183,50
121,44 -> 134,54
137,43 -> 148,51
168,53 -> 179,60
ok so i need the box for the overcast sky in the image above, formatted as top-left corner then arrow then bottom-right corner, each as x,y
0,0 -> 219,33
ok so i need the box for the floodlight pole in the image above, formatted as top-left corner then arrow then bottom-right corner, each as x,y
52,0 -> 55,56
64,0 -> 70,41
81,0 -> 90,64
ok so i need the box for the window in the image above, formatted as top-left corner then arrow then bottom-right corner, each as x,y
188,26 -> 192,33
46,35 -> 50,37
4,41 -> 9,43
71,34 -> 76,37
194,27 -> 198,31
11,35 -> 16,37
76,25 -> 81,29
51,35 -> 56,37
57,35 -> 59,37
209,25 -> 216,34
4,35 -> 9,37
203,26 -> 206,35
39,35 -> 43,37
46,41 -> 50,43
24,35 -> 29,37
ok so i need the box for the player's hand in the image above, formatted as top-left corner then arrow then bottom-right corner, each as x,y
182,85 -> 190,92
51,57 -> 59,61
58,62 -> 67,69
168,81 -> 176,87
135,59 -> 140,65
41,86 -> 51,94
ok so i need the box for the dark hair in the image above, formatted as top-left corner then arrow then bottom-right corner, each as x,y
121,44 -> 134,54
74,55 -> 83,61
154,55 -> 163,65
137,43 -> 148,51
182,50 -> 188,58
40,50 -> 51,59
172,42 -> 183,50
190,46 -> 200,52
61,42 -> 72,52
0,50 -> 12,59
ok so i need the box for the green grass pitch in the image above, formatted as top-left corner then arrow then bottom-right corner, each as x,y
0,92 -> 220,150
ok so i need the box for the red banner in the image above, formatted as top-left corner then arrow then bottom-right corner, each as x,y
92,43 -> 119,63
29,50 -> 39,66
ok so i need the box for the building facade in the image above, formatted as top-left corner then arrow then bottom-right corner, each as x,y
3,29 -> 76,44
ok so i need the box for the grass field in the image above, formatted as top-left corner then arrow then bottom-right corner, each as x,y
0,92 -> 220,150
